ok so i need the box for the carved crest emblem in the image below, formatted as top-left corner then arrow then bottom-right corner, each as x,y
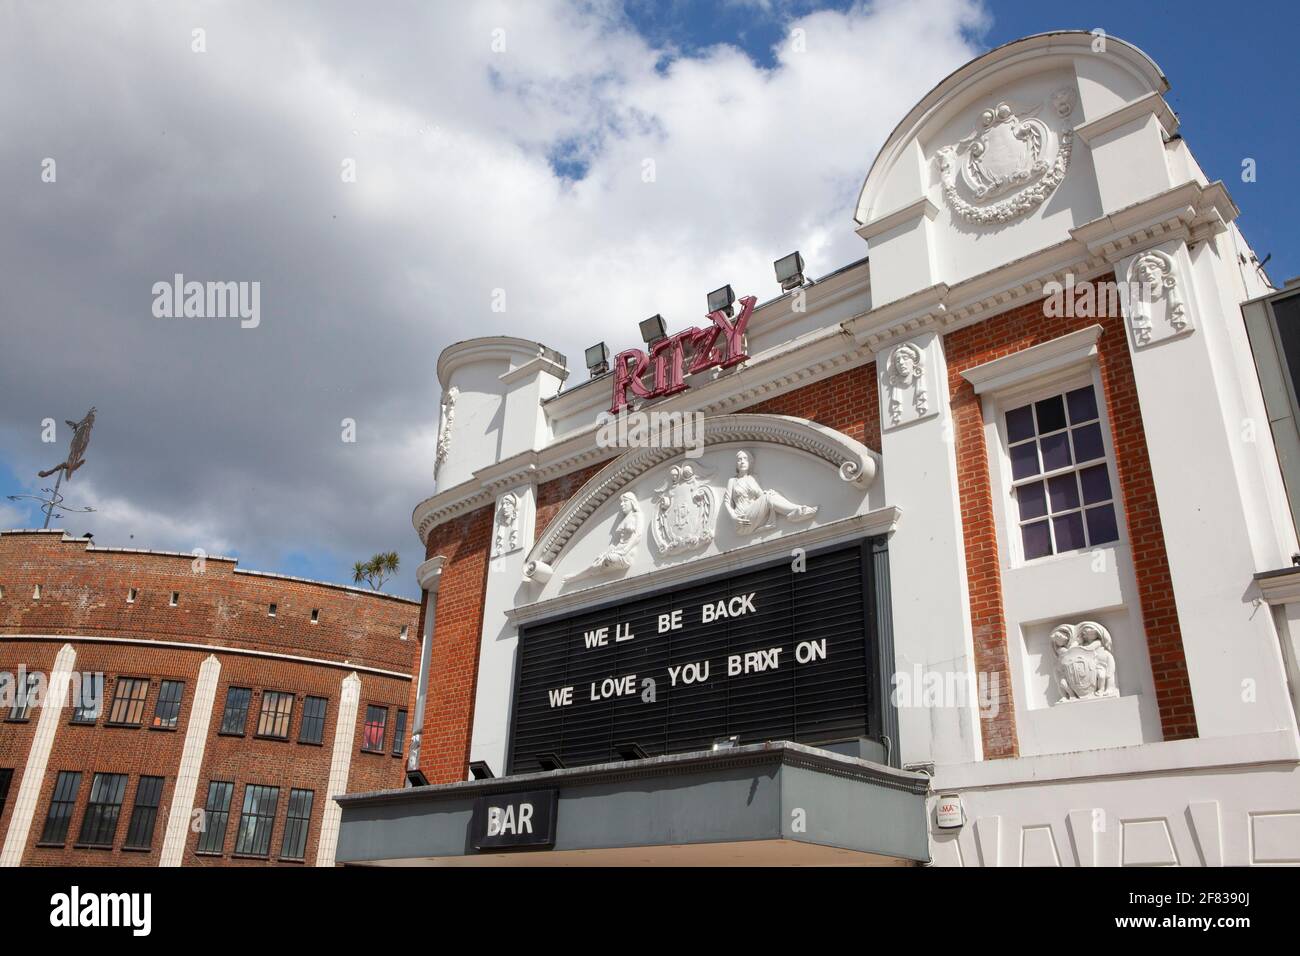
935,88 -> 1074,226
1050,621 -> 1119,703
651,463 -> 716,555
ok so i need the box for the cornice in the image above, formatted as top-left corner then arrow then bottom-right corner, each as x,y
963,324 -> 1103,394
855,196 -> 939,242
1073,91 -> 1179,145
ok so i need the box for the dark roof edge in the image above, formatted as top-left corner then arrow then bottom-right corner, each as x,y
338,740 -> 930,807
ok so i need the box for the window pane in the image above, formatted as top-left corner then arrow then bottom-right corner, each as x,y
219,688 -> 251,735
78,772 -> 128,847
71,673 -> 103,723
1006,404 -> 1035,443
0,769 -> 12,820
1016,481 -> 1047,520
153,680 -> 184,729
1079,464 -> 1112,505
10,674 -> 41,721
1040,432 -> 1072,472
1072,421 -> 1105,463
1047,474 -> 1080,513
281,789 -> 314,861
124,776 -> 164,850
196,781 -> 233,854
257,692 -> 293,739
1086,504 -> 1119,545
299,696 -> 327,745
108,678 -> 149,725
40,771 -> 82,845
1022,520 -> 1052,560
393,710 -> 408,756
1066,385 -> 1098,424
1034,395 -> 1067,433
234,785 -> 280,856
363,706 -> 387,752
1010,441 -> 1040,480
1053,512 -> 1086,552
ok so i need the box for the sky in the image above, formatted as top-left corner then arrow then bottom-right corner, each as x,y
2,0 -> 1296,600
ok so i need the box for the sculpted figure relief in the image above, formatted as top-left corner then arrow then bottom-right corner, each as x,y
1051,621 -> 1119,703
492,492 -> 520,557
564,493 -> 643,584
723,449 -> 817,535
885,342 -> 927,426
1126,249 -> 1188,345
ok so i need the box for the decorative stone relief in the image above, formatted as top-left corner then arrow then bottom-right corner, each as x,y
884,342 -> 928,427
878,333 -> 941,431
651,463 -> 716,555
1124,248 -> 1193,348
491,491 -> 522,557
1050,621 -> 1119,703
722,449 -> 817,535
935,87 -> 1075,226
406,732 -> 420,772
434,386 -> 458,479
563,492 -> 643,584
522,414 -> 876,578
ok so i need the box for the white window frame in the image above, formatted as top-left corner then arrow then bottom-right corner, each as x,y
961,324 -> 1129,569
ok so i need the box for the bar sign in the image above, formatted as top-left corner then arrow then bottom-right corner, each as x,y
471,789 -> 558,851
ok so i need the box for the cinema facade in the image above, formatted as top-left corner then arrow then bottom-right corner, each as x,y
338,32 -> 1300,866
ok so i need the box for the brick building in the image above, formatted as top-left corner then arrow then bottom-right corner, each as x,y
0,529 -> 417,866
337,32 -> 1300,866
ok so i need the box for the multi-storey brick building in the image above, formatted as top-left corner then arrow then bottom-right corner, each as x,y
0,529 -> 417,866
336,31 -> 1300,866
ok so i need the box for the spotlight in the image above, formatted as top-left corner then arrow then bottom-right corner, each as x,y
774,251 -> 806,291
707,284 -> 735,317
406,768 -> 429,787
638,314 -> 667,344
615,741 -> 648,761
468,761 -> 495,780
711,735 -> 740,751
536,752 -> 566,771
585,342 -> 610,377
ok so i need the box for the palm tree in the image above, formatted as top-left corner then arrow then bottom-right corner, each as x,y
353,551 -> 401,591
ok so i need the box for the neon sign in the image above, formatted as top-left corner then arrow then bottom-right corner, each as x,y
610,295 -> 756,414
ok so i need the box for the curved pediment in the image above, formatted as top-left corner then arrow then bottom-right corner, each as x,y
522,414 -> 881,597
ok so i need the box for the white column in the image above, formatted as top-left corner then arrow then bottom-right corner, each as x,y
158,654 -> 221,866
315,670 -> 361,867
1116,238 -> 1298,739
407,556 -> 446,775
876,332 -> 984,766
1,643 -> 75,866
468,485 -> 536,777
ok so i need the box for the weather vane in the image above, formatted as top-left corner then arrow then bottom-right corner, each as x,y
7,407 -> 98,530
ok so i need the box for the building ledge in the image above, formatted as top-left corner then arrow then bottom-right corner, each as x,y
336,741 -> 930,866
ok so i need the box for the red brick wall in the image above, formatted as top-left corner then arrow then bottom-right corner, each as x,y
944,291 -> 1196,754
745,363 -> 882,452
0,531 -> 417,866
415,507 -> 493,784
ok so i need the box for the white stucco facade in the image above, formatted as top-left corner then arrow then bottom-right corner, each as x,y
409,33 -> 1300,865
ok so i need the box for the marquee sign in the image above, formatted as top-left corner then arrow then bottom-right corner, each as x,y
610,295 -> 757,414
507,540 -> 887,774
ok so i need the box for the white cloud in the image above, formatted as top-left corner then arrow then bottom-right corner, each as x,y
0,0 -> 985,596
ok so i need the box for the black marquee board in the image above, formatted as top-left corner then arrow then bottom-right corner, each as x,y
507,538 -> 889,774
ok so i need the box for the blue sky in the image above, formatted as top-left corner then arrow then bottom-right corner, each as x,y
2,1 -> 1294,599
623,0 -> 1300,284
